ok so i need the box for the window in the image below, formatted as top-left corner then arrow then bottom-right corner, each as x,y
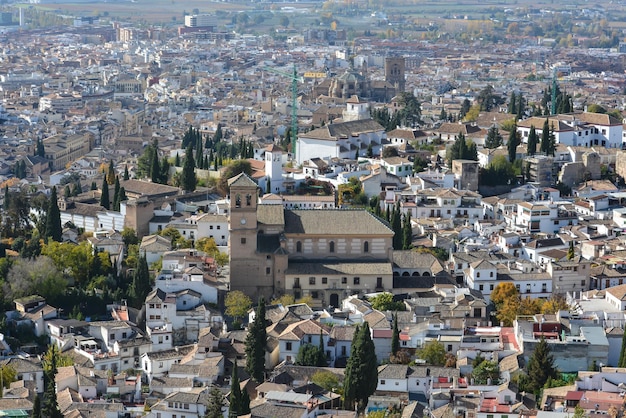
210,225 -> 213,230
296,241 -> 302,253
342,277 -> 347,284
311,291 -> 319,299
380,380 -> 386,385
184,404 -> 189,410
286,342 -> 292,350
241,237 -> 246,244
322,277 -> 328,284
477,272 -> 480,278
266,267 -> 271,275
329,241 -> 335,253
354,277 -> 360,285
110,333 -> 115,340
489,284 -> 494,291
217,225 -> 221,229
364,241 -> 369,253
122,332 -> 127,339
581,280 -> 586,286
490,272 -> 493,278
309,277 -> 316,285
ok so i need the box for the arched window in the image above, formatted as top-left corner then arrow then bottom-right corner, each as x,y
363,241 -> 369,253
235,194 -> 241,208
246,194 -> 252,206
329,241 -> 335,253
296,241 -> 302,253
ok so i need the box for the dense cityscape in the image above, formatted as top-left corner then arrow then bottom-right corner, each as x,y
1,1 -> 626,418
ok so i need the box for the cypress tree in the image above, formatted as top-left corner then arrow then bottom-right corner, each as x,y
100,178 -> 110,210
402,212 -> 412,250
64,185 -> 71,199
150,150 -> 161,184
526,336 -> 558,394
129,255 -> 150,308
527,125 -> 538,156
175,152 -> 181,167
123,164 -> 130,181
508,91 -> 516,114
90,181 -> 97,191
160,157 -> 170,184
245,298 -> 267,382
391,313 -> 400,356
36,138 -> 45,157
541,119 -> 550,155
344,323 -> 377,412
181,145 -> 197,192
45,186 -> 62,242
266,177 -> 271,194
485,126 -> 503,149
113,176 -> 120,208
73,181 -> 82,196
205,387 -> 224,418
228,360 -> 243,418
119,187 -> 127,202
507,125 -> 519,163
391,203 -> 402,250
31,394 -> 41,418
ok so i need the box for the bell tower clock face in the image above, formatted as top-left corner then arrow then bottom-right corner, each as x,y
240,218 -> 247,225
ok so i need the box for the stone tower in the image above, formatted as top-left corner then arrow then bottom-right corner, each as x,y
227,173 -> 262,296
385,57 -> 406,94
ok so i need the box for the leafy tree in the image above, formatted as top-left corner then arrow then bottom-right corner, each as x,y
0,365 -> 16,390
418,341 -> 446,366
129,255 -> 151,308
368,293 -> 405,311
205,387 -> 224,418
311,370 -> 341,393
525,337 -> 558,394
295,343 -> 326,367
472,360 -> 500,384
344,323 -> 377,412
541,295 -> 569,314
106,162 -> 116,185
225,291 -> 252,321
476,85 -> 502,111
244,298 -> 266,382
121,227 -> 139,247
507,125 -> 520,163
100,178 -> 110,210
480,156 -> 516,187
397,92 -> 421,128
217,160 -> 252,196
460,99 -> 471,118
44,186 -> 62,242
491,282 -> 520,326
485,126 -> 503,149
157,226 -> 191,249
567,241 -> 575,260
5,257 -> 67,302
391,313 -> 399,356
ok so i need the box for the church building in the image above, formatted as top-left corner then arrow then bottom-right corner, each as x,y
227,173 -> 394,308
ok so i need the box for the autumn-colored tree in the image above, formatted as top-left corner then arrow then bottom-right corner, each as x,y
490,282 -> 520,327
541,295 -> 569,314
518,297 -> 544,316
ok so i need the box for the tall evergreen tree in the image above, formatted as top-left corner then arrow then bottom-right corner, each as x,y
527,125 -> 538,156
508,91 -> 517,114
507,125 -> 519,163
42,345 -> 62,418
160,157 -> 170,184
123,164 -> 130,181
90,181 -> 97,191
205,387 -> 224,418
485,126 -> 503,149
525,336 -> 558,394
391,313 -> 400,356
567,241 -> 575,261
245,298 -> 267,382
100,178 -> 110,210
344,323 -> 377,412
45,186 -> 62,242
113,176 -> 120,208
517,93 -> 524,120
31,394 -> 41,418
391,203 -> 402,250
175,152 -> 181,167
540,119 -> 550,155
64,185 -> 71,199
181,145 -> 197,192
402,213 -> 412,250
150,150 -> 161,184
36,138 -> 45,158
129,255 -> 151,308
229,360 -> 249,417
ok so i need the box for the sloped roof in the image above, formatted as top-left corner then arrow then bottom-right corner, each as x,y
284,209 -> 392,236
